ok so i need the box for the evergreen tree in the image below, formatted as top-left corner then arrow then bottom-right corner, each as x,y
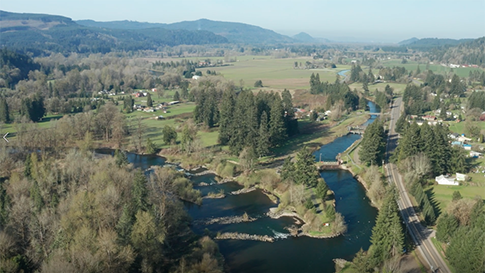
256,111 -> 270,157
446,227 -> 485,273
315,179 -> 329,202
369,191 -> 404,267
147,93 -> 153,107
451,191 -> 463,202
173,90 -> 180,101
145,138 -> 156,154
115,149 -> 128,167
351,249 -> 372,273
132,170 -> 149,212
218,90 -> 236,145
24,154 -> 33,179
280,156 -> 295,182
395,113 -> 408,133
0,97 -> 10,123
229,91 -> 258,154
294,147 -> 319,187
398,121 -> 422,162
162,125 -> 177,145
359,120 -> 386,166
269,95 -> 287,147
436,213 -> 458,243
368,69 -> 375,83
116,205 -> 134,246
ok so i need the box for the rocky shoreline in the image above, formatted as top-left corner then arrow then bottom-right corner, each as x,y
202,214 -> 256,225
215,232 -> 274,242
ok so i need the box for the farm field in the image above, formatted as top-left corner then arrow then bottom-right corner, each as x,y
381,59 -> 484,78
196,56 -> 347,90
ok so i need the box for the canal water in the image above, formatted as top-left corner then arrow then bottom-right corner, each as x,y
98,101 -> 380,273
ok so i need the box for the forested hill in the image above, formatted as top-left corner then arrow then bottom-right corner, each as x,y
0,48 -> 40,87
401,37 -> 474,51
427,37 -> 485,66
77,18 -> 296,44
0,11 -> 228,56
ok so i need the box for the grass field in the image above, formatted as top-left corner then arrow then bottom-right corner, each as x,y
447,120 -> 485,134
380,59 -> 484,78
349,82 -> 409,94
198,56 -> 347,90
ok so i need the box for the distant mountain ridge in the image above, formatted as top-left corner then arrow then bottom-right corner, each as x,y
398,37 -> 419,45
292,32 -> 317,43
77,18 -> 295,44
398,37 -> 474,48
427,36 -> 485,66
0,11 -> 228,55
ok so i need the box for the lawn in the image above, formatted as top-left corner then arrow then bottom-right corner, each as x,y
447,120 -> 485,134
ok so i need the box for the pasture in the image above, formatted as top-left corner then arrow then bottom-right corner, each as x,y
380,59 -> 483,78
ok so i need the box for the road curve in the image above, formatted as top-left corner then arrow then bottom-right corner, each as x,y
385,97 -> 451,273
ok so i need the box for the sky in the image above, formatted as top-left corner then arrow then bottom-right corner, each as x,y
2,0 -> 485,43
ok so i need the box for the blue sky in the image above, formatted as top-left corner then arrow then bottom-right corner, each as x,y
2,0 -> 484,42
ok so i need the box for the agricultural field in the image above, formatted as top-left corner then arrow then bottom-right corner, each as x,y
380,59 -> 484,78
195,56 -> 347,90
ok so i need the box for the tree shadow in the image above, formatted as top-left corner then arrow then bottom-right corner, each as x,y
424,187 -> 442,220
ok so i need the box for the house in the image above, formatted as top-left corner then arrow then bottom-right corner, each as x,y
470,151 -> 483,158
423,115 -> 436,121
144,108 -> 155,113
152,88 -> 157,92
156,115 -> 165,120
457,135 -> 472,143
463,144 -> 472,150
480,112 -> 485,121
192,75 -> 201,80
449,133 -> 460,139
168,101 -> 180,105
435,175 -> 459,185
135,92 -> 144,98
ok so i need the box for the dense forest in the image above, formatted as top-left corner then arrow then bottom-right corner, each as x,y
427,37 -> 485,66
0,25 -> 228,56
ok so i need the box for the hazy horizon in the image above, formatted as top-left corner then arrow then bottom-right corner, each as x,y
2,0 -> 484,43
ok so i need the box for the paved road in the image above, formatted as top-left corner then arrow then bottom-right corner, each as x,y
385,97 -> 450,273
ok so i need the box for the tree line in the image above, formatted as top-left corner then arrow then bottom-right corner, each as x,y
309,73 -> 360,111
193,79 -> 298,156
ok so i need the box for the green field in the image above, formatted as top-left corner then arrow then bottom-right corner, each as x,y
197,56 -> 347,90
349,82 -> 409,94
381,59 -> 484,78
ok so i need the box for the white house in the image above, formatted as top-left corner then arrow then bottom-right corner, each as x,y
458,135 -> 472,143
192,75 -> 201,80
435,175 -> 459,186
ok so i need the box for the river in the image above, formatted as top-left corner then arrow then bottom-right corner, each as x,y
97,101 -> 380,273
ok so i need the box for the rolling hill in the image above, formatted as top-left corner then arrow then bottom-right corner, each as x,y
0,11 -> 228,55
77,18 -> 295,44
427,36 -> 485,66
